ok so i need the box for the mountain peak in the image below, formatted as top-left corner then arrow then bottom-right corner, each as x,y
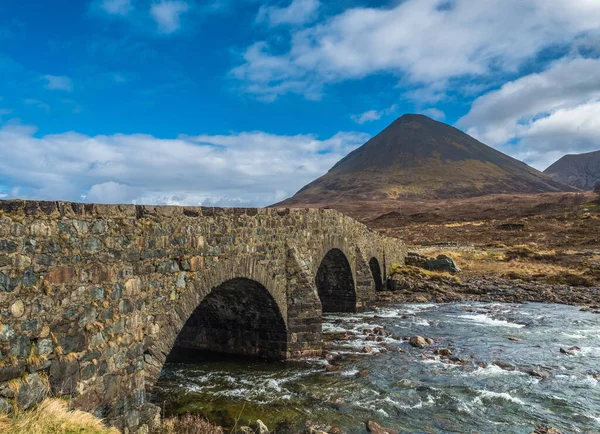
394,113 -> 435,124
544,150 -> 600,190
278,116 -> 576,205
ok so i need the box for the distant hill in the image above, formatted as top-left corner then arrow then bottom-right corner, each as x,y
278,114 -> 576,205
544,150 -> 600,190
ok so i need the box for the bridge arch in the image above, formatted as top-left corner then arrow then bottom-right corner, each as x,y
369,257 -> 384,292
168,277 -> 288,361
144,257 -> 289,392
315,248 -> 357,313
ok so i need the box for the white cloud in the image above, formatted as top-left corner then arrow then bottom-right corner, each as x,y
43,75 -> 73,92
458,56 -> 600,170
233,0 -> 600,100
422,108 -> 445,120
100,0 -> 133,15
351,104 -> 397,124
150,1 -> 190,34
257,0 -> 320,27
24,98 -> 51,112
0,124 -> 369,206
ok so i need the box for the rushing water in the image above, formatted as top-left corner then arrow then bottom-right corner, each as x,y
153,303 -> 600,433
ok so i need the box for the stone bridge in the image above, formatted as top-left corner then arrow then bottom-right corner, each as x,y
0,200 -> 405,432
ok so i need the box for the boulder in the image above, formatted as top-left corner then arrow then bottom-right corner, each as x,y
251,419 -> 269,434
560,346 -> 581,356
423,255 -> 460,273
527,369 -> 549,379
531,426 -> 562,434
409,336 -> 429,349
366,421 -> 398,434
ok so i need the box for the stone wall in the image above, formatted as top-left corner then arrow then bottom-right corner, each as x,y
0,200 -> 405,432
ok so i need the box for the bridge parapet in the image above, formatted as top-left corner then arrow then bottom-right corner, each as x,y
0,200 -> 405,432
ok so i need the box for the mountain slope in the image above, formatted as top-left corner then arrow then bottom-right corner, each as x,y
279,114 -> 576,205
544,150 -> 600,190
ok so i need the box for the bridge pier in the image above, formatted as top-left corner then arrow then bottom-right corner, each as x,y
0,200 -> 405,432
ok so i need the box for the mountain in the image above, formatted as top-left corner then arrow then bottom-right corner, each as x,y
278,114 -> 576,205
544,150 -> 600,190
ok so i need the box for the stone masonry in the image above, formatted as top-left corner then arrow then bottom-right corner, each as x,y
0,200 -> 405,432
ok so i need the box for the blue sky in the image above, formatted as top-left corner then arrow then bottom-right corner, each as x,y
1,0 -> 599,206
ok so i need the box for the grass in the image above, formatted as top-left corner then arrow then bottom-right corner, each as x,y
0,399 -> 119,434
153,414 -> 223,434
412,246 -> 599,287
0,397 -> 224,434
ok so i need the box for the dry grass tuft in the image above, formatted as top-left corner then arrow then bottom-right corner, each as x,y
153,414 -> 223,434
0,398 -> 119,434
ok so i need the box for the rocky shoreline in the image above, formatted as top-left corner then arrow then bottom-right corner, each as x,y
381,274 -> 600,308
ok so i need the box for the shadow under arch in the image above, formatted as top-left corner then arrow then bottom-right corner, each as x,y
168,277 -> 288,361
369,257 -> 384,292
315,248 -> 356,313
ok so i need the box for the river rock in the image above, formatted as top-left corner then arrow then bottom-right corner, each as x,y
492,360 -> 516,371
251,419 -> 269,434
325,364 -> 341,372
373,327 -> 386,336
434,348 -> 452,356
532,426 -> 562,434
362,346 -> 372,354
560,346 -> 581,356
305,422 -> 329,434
412,296 -> 430,303
328,425 -> 343,434
409,336 -> 429,348
366,420 -> 398,434
527,369 -> 549,379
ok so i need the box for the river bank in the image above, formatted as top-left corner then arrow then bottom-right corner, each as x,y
381,274 -> 600,307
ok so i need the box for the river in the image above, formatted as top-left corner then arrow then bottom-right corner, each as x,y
153,303 -> 600,433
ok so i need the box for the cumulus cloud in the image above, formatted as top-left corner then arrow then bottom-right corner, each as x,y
100,0 -> 133,15
422,108 -> 445,120
0,123 -> 369,206
233,0 -> 600,100
458,56 -> 600,170
43,75 -> 73,91
351,104 -> 397,124
150,1 -> 190,33
257,0 -> 320,27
